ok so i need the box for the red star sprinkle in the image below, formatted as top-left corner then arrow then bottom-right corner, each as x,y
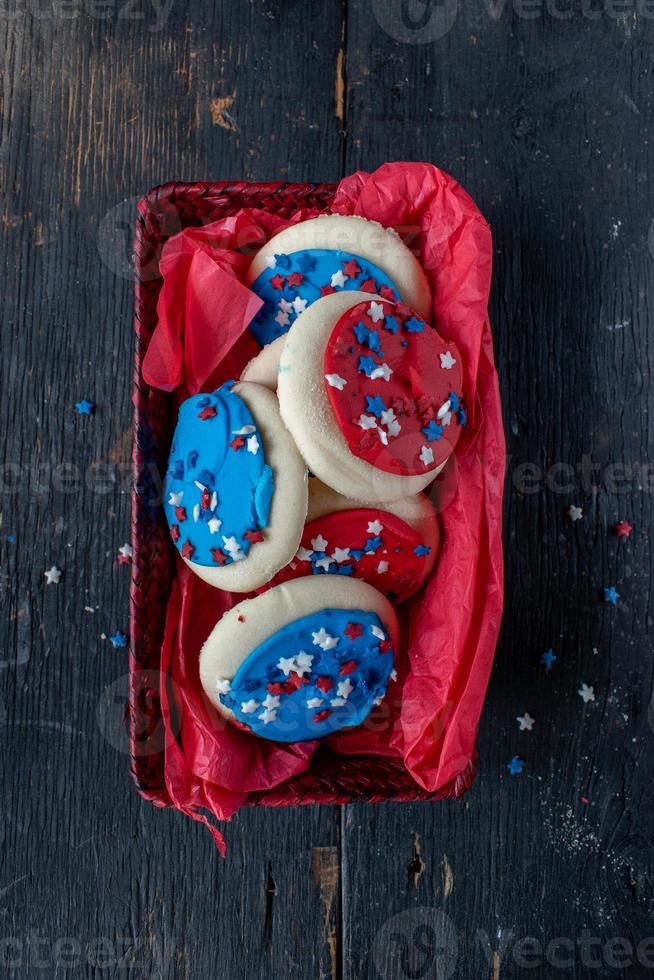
210,548 -> 227,565
320,285 -> 335,297
314,709 -> 331,723
181,541 -> 195,560
286,672 -> 308,690
174,506 -> 187,522
339,660 -> 357,676
230,436 -> 245,451
614,521 -> 633,538
359,277 -> 377,292
267,682 -> 284,695
117,553 -> 131,565
287,271 -> 304,287
281,681 -> 297,694
170,525 -> 180,542
395,302 -> 413,319
379,639 -> 393,653
379,284 -> 396,301
244,529 -> 264,544
316,676 -> 333,693
201,488 -> 211,510
270,274 -> 286,290
358,429 -> 378,451
342,259 -> 361,278
330,336 -> 350,357
344,622 -> 363,641
197,406 -> 217,421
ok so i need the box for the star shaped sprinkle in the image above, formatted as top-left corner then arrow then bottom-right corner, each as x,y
578,683 -> 595,703
337,678 -> 353,699
311,534 -> 328,551
215,678 -> 231,695
247,434 -> 260,454
170,525 -> 180,542
208,517 -> 222,534
342,259 -> 361,277
222,536 -> 245,560
277,657 -> 297,676
197,405 -> 217,421
312,627 -> 339,650
330,697 -> 348,708
265,255 -> 277,269
339,661 -> 357,676
181,541 -> 195,560
380,284 -> 396,301
288,272 -> 304,288
419,445 -> 434,466
371,624 -> 386,640
168,491 -> 183,507
315,555 -> 334,572
422,421 -> 443,442
604,586 -> 620,605
117,543 -> 132,564
210,548 -> 227,565
295,652 -> 314,675
331,269 -> 347,288
174,506 -> 187,523
232,424 -> 256,436
366,519 -> 383,535
567,504 -> 583,522
359,278 -> 376,292
230,436 -> 245,451
517,713 -> 535,731
279,298 -> 293,312
437,399 -> 452,420
332,547 -> 351,563
307,697 -> 324,709
344,622 -> 363,641
414,544 -> 431,557
367,301 -> 384,323
262,694 -> 281,709
376,560 -> 389,574
270,273 -> 285,290
241,699 -> 260,714
296,546 -> 313,561
316,676 -> 333,693
314,709 -> 331,722
366,395 -> 387,418
357,355 -> 377,377
507,756 -> 525,776
275,310 -> 290,327
615,521 -> 633,538
44,565 -> 62,585
292,295 -> 308,314
75,399 -> 95,415
354,321 -> 370,344
109,630 -> 127,648
320,285 -> 335,297
258,707 -> 277,725
370,363 -> 392,382
440,351 -> 456,369
541,648 -> 557,670
325,373 -> 347,390
356,414 -> 377,431
244,530 -> 264,544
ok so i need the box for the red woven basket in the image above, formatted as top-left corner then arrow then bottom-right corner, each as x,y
129,180 -> 476,812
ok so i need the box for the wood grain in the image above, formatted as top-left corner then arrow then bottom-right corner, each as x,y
1,1 -> 653,978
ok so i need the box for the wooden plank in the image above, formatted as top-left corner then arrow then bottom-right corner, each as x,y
0,4 -> 345,979
341,5 -> 654,978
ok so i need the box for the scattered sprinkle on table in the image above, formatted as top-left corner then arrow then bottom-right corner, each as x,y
117,543 -> 133,564
614,520 -> 632,538
567,504 -> 583,522
540,648 -> 557,670
109,630 -> 127,648
517,712 -> 535,731
507,756 -> 525,776
604,586 -> 620,605
74,399 -> 95,416
44,565 -> 62,585
578,683 -> 595,703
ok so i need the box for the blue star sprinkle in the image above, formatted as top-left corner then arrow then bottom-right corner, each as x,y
366,395 -> 387,418
109,631 -> 127,648
404,316 -> 425,333
364,536 -> 383,554
448,391 -> 460,412
354,321 -> 370,344
358,355 -> 377,377
366,330 -> 383,354
414,544 -> 431,557
274,253 -> 291,270
540,648 -> 557,670
383,315 -> 401,335
298,253 -> 316,272
507,756 -> 525,776
422,421 -> 443,441
336,564 -> 354,575
604,586 -> 620,605
458,407 -> 467,426
75,399 -> 95,416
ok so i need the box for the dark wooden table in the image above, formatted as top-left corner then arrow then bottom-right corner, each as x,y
2,3 -> 653,978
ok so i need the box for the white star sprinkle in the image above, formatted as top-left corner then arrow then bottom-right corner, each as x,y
567,504 -> 583,522
215,678 -> 231,695
367,519 -> 384,535
44,566 -> 62,585
296,652 -> 314,673
437,399 -> 451,419
210,491 -> 218,510
330,697 -> 348,707
578,683 -> 595,703
247,434 -> 260,454
386,418 -> 401,437
440,351 -> 456,370
279,298 -> 292,313
315,555 -> 335,572
311,534 -> 328,552
265,255 -> 277,269
517,713 -> 535,731
292,296 -> 308,314
193,504 -> 201,523
380,408 -> 396,427
241,699 -> 260,714
296,546 -> 313,562
222,535 -> 245,560
367,301 -> 384,322
118,543 -> 133,559
371,624 -> 386,640
439,411 -> 452,427
332,547 -> 351,563
389,669 -> 398,682
275,310 -> 290,327
168,491 -> 184,507
337,678 -> 353,699
312,627 -> 339,650
325,373 -> 347,390
277,657 -> 297,676
356,414 -> 378,431
232,424 -> 256,435
258,707 -> 278,725
377,560 -> 389,574
307,697 -> 324,709
262,694 -> 280,709
370,362 -> 392,381
331,269 -> 347,288
377,427 -> 388,446
419,445 -> 434,466
208,517 -> 222,534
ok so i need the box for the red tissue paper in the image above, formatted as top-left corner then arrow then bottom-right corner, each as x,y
141,163 -> 505,854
